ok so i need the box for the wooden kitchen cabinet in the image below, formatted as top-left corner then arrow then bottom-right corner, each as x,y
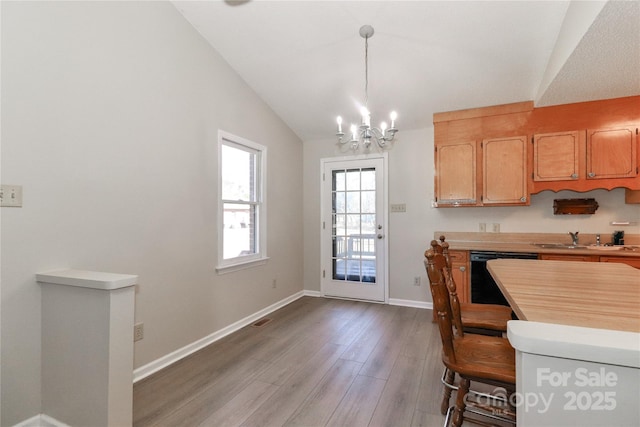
435,140 -> 477,206
587,126 -> 638,180
599,256 -> 640,269
533,131 -> 584,182
448,250 -> 470,303
532,126 -> 638,192
539,254 -> 599,262
626,189 -> 640,204
434,135 -> 528,207
434,96 -> 640,201
482,136 -> 528,205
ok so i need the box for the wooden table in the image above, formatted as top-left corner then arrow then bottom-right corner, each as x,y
487,259 -> 640,333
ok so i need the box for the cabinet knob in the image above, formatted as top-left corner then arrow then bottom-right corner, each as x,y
459,266 -> 466,272
588,172 -> 595,178
571,173 -> 578,179
520,197 -> 526,202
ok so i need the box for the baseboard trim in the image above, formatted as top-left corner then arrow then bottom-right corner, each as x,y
14,414 -> 71,427
389,298 -> 432,310
302,289 -> 322,298
304,291 -> 431,311
133,290 -> 308,383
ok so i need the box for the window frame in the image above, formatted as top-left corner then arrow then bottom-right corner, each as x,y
216,130 -> 268,274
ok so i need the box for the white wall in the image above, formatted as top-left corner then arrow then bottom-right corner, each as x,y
303,128 -> 640,301
1,2 -> 303,425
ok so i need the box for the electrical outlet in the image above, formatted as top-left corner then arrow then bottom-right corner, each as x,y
413,276 -> 421,286
492,223 -> 500,233
134,323 -> 144,342
0,185 -> 23,207
479,223 -> 486,232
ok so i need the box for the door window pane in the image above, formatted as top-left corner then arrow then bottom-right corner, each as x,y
361,191 -> 375,213
361,169 -> 375,190
346,192 -> 360,213
331,167 -> 377,284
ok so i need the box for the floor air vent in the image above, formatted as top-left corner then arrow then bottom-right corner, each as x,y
251,318 -> 272,327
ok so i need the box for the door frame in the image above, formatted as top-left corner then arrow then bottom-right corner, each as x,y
319,153 -> 389,303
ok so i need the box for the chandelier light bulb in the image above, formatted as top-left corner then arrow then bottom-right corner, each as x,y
350,124 -> 358,141
336,116 -> 343,134
360,107 -> 370,127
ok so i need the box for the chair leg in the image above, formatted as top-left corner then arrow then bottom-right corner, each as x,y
441,368 -> 455,415
452,377 -> 470,427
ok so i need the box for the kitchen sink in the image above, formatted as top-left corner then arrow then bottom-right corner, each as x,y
585,245 -> 624,251
532,243 -> 587,249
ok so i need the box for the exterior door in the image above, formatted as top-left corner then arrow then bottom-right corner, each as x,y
321,155 -> 387,302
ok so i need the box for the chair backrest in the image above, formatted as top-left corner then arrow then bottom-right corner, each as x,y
439,235 -> 453,271
430,237 -> 464,335
424,248 -> 458,364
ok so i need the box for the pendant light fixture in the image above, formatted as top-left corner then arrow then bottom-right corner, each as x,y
336,25 -> 398,151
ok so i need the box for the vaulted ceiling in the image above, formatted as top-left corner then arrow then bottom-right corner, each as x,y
172,1 -> 640,141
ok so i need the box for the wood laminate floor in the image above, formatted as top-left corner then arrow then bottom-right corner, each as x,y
132,297 -> 472,426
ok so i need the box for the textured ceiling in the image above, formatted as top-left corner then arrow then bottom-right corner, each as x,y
172,0 -> 640,141
537,0 -> 640,107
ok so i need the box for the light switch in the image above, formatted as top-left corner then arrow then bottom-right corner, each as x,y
390,203 -> 406,213
0,185 -> 23,207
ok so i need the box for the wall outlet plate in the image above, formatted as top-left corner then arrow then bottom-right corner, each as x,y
0,185 -> 23,207
134,323 -> 144,342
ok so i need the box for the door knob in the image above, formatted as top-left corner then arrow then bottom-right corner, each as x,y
377,234 -> 384,239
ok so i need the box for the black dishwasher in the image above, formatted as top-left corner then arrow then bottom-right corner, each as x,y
470,251 -> 538,306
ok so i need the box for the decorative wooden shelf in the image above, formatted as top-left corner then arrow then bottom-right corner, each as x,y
553,198 -> 599,215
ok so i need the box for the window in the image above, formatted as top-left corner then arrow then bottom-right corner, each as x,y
217,131 -> 267,273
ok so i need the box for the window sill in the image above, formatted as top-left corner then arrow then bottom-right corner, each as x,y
216,256 -> 270,275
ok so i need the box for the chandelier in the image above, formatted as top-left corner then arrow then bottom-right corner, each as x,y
336,25 -> 398,151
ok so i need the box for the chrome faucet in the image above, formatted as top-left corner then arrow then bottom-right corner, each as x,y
568,231 -> 579,245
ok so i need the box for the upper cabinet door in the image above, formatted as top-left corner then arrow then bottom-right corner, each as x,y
435,140 -> 477,206
482,136 -> 528,205
533,131 -> 585,181
587,127 -> 638,179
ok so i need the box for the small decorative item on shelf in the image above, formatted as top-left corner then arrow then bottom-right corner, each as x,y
553,198 -> 599,215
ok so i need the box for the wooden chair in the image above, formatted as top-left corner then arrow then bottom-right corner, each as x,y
432,236 -> 513,333
425,249 -> 516,427
430,237 -> 514,415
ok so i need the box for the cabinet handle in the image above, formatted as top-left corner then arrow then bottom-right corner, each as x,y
459,266 -> 466,272
520,197 -> 526,202
588,172 -> 595,178
571,173 -> 578,179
